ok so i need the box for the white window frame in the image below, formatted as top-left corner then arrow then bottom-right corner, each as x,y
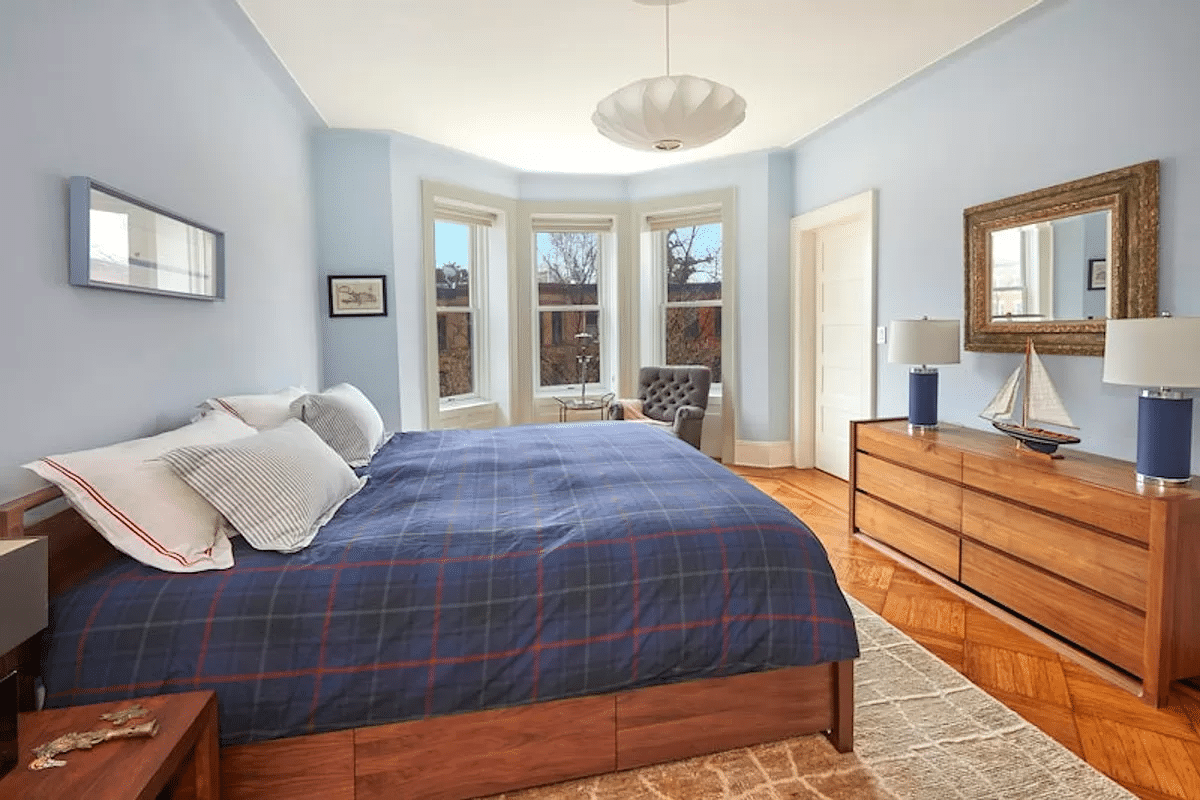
434,215 -> 487,404
642,205 -> 725,389
990,223 -> 1053,320
425,194 -> 505,429
531,216 -> 616,395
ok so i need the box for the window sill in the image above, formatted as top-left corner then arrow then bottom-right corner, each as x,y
439,399 -> 498,430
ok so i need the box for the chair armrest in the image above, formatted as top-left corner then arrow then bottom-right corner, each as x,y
671,405 -> 706,449
609,398 -> 644,421
672,405 -> 705,425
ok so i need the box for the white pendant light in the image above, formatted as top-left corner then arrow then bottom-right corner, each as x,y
593,0 -> 746,152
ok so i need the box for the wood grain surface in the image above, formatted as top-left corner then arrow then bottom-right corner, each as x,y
354,696 -> 615,800
221,730 -> 353,800
851,418 -> 1200,706
615,663 -> 838,770
0,691 -> 217,800
961,541 -> 1145,677
962,488 -> 1148,610
855,492 -> 961,579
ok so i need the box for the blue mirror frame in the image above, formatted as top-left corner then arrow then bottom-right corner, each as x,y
68,176 -> 225,300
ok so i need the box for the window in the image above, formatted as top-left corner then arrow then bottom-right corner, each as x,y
533,217 -> 612,389
648,209 -> 723,384
990,224 -> 1050,320
433,203 -> 495,400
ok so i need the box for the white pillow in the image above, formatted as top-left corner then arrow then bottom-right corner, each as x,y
23,411 -> 256,572
198,386 -> 306,430
160,419 -> 366,553
290,383 -> 388,467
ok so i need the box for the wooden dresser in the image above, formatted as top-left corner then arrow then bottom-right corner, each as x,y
849,417 -> 1200,705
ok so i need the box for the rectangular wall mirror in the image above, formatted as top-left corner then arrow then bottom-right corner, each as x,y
964,160 -> 1158,355
68,176 -> 225,300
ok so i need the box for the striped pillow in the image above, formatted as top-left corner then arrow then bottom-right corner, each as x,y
161,419 -> 366,553
290,383 -> 388,467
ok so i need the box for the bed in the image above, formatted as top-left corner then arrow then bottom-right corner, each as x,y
4,420 -> 858,800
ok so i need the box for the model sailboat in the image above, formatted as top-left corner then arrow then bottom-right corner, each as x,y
980,339 -> 1081,455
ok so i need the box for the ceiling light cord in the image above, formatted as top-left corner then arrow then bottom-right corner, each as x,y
664,2 -> 671,76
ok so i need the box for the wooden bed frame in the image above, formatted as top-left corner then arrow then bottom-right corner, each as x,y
2,485 -> 854,800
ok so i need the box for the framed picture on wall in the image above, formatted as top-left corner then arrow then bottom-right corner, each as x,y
1087,258 -> 1108,291
328,275 -> 387,317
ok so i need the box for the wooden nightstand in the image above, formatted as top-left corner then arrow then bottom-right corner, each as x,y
0,690 -> 218,799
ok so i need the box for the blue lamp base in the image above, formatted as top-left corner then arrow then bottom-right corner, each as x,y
1136,392 -> 1194,485
908,368 -> 939,429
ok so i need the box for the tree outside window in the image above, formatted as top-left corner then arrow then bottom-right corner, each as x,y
536,231 -> 601,387
434,220 -> 476,398
665,223 -> 722,383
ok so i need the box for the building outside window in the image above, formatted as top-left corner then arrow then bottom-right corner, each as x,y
533,221 -> 610,389
434,218 -> 481,399
661,220 -> 722,384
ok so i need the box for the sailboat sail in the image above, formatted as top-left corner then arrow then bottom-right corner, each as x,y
980,367 -> 1021,421
1026,347 -> 1078,429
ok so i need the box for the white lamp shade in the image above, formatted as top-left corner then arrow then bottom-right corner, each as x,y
592,74 -> 746,152
0,537 -> 48,655
1103,316 -> 1200,388
888,319 -> 961,365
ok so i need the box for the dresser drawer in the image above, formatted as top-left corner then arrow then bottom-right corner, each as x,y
856,424 -> 962,482
855,452 -> 961,531
961,453 -> 1151,543
855,493 -> 960,579
961,489 -> 1148,610
961,542 -> 1145,676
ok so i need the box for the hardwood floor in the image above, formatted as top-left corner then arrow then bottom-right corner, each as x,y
729,465 -> 1200,800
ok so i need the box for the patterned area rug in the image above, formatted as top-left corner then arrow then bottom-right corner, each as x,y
486,598 -> 1134,800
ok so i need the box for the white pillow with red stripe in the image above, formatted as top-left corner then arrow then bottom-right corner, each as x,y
197,386 -> 306,430
23,411 -> 256,572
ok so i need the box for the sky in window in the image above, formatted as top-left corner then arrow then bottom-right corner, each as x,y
435,220 -> 469,270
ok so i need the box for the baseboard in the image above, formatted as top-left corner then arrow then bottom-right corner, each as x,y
733,440 -> 793,468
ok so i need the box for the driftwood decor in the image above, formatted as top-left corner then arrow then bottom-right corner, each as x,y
963,160 -> 1159,356
30,705 -> 159,770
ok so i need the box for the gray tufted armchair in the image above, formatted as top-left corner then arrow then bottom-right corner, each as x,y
608,366 -> 712,449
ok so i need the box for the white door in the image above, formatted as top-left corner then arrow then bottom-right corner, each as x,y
792,191 -> 876,480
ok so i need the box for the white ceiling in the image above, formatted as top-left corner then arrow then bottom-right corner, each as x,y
236,0 -> 1041,175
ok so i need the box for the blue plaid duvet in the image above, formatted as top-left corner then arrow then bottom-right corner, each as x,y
42,422 -> 858,746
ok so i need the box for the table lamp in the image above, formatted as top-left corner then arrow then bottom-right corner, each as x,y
1103,315 -> 1200,484
888,318 -> 961,429
0,536 -> 48,777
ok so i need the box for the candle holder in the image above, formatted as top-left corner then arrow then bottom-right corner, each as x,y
575,331 -> 596,401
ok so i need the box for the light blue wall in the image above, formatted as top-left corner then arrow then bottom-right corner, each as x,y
518,174 -> 629,202
628,150 -> 785,442
312,130 -> 521,430
313,131 -> 401,428
790,0 -> 1200,471
0,0 -> 322,468
1052,217 -> 1086,320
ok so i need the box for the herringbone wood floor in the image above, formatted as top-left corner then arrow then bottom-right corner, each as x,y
729,465 -> 1200,800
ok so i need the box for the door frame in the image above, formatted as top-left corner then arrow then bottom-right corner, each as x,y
790,189 -> 878,470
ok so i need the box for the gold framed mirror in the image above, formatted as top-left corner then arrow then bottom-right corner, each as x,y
963,160 -> 1159,355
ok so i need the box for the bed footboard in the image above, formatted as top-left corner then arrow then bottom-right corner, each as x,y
221,659 -> 854,800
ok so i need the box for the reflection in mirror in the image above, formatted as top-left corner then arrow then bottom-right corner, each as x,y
964,160 -> 1158,356
68,176 -> 224,300
989,210 -> 1111,322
